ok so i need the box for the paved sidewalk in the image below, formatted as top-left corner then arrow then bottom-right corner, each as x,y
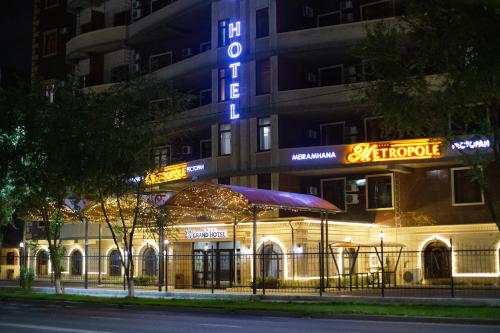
27,286 -> 500,307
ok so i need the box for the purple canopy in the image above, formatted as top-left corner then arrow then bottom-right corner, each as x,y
226,185 -> 339,212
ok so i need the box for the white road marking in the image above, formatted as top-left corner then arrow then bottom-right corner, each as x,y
90,316 -> 124,321
199,323 -> 242,328
0,322 -> 115,333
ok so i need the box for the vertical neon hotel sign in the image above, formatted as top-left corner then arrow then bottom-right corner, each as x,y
227,20 -> 242,120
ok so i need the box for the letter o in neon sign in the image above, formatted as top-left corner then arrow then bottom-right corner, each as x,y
227,42 -> 242,58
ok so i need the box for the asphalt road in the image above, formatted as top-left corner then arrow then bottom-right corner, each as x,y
0,301 -> 498,333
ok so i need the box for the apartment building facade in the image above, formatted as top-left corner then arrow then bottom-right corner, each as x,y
22,0 -> 500,289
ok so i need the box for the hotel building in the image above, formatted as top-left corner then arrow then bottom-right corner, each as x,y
22,0 -> 500,291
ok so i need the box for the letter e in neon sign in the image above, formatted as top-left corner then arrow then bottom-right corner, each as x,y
230,83 -> 240,99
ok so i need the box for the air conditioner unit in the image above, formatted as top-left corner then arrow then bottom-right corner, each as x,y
181,48 -> 192,58
346,193 -> 359,204
345,126 -> 358,135
307,186 -> 318,196
306,72 -> 317,83
132,9 -> 142,20
302,5 -> 315,18
341,1 -> 353,10
59,27 -> 69,35
135,53 -> 141,61
345,182 -> 359,193
307,129 -> 318,139
181,146 -> 192,155
402,268 -> 422,284
133,0 -> 142,9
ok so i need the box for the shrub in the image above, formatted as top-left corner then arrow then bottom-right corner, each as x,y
133,275 -> 157,286
18,267 -> 35,292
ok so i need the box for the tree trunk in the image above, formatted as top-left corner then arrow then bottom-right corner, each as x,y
54,276 -> 64,294
127,275 -> 135,297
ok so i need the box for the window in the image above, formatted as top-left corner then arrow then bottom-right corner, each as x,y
200,89 -> 212,106
43,30 -> 58,57
365,116 -> 384,142
318,65 -> 343,86
256,8 -> 269,38
321,178 -> 346,211
361,0 -> 394,21
141,248 -> 157,277
366,174 -> 393,210
218,176 -> 231,185
109,250 -> 121,276
451,167 -> 484,206
257,173 -> 272,190
218,18 -> 230,47
200,140 -> 211,158
258,117 -> 271,151
320,122 -> 344,145
149,52 -> 172,72
36,250 -> 49,276
71,250 -> 83,275
256,59 -> 271,95
6,252 -> 15,265
45,0 -> 59,9
152,146 -> 171,168
219,123 -> 231,156
218,68 -> 229,101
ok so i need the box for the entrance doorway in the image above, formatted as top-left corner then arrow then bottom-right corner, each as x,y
192,242 -> 239,288
423,241 -> 451,279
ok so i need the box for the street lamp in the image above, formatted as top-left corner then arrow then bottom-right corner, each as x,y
19,242 -> 25,269
164,239 -> 169,291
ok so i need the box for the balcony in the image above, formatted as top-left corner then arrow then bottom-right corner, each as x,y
67,0 -> 105,13
128,0 -> 208,45
66,26 -> 128,60
152,49 -> 213,81
277,17 -> 396,53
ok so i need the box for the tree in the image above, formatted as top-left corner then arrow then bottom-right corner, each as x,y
81,78 -> 189,297
2,77 -> 90,294
357,0 -> 500,231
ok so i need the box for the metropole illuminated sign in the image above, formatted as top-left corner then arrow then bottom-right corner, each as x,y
227,20 -> 242,120
346,139 -> 442,163
145,162 -> 205,185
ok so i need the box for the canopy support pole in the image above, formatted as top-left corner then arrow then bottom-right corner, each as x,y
325,213 -> 329,289
320,212 -> 325,294
158,218 -> 164,292
252,206 -> 257,295
232,217 -> 237,288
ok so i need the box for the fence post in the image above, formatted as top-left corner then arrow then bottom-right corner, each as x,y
84,218 -> 88,289
319,241 -> 323,297
320,213 -> 325,295
165,243 -> 168,292
380,232 -> 385,297
211,245 -> 215,294
252,206 -> 257,295
98,223 -> 102,285
450,238 -> 454,298
261,240 -> 266,296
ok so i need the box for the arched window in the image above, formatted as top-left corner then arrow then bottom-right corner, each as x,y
109,250 -> 121,276
37,250 -> 49,276
423,241 -> 451,279
142,247 -> 157,277
259,242 -> 283,279
70,250 -> 83,275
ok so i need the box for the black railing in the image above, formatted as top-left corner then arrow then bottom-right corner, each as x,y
2,248 -> 500,298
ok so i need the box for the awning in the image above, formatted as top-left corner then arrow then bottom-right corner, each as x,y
163,183 -> 339,220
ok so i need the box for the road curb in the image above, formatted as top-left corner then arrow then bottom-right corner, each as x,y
1,295 -> 500,326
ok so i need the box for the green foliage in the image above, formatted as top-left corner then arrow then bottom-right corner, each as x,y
18,267 -> 35,291
133,275 -> 158,286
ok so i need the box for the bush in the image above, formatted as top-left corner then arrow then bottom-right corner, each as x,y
133,275 -> 157,286
18,267 -> 35,292
256,277 -> 281,289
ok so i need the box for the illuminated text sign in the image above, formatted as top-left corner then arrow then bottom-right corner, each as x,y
292,151 -> 336,161
227,20 -> 242,120
186,228 -> 228,239
347,140 -> 442,163
145,163 -> 205,185
451,139 -> 490,150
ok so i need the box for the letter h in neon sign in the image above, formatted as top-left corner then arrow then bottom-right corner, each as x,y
227,20 -> 242,120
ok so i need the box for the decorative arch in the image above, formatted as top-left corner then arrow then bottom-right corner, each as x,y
70,249 -> 83,275
423,240 -> 451,279
141,246 -> 157,277
36,249 -> 49,276
108,249 -> 122,277
257,241 -> 284,280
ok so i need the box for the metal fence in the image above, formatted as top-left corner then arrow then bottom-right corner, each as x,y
2,247 -> 500,298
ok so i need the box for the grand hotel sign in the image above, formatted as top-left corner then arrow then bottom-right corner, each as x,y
346,139 -> 442,163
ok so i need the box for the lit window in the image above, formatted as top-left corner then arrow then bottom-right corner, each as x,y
452,167 -> 483,205
219,123 -> 231,156
366,175 -> 393,210
43,30 -> 58,57
218,68 -> 229,101
258,117 -> 271,151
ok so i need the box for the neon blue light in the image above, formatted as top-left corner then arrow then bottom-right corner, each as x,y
227,20 -> 242,120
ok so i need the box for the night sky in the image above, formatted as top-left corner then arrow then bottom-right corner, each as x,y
0,1 -> 33,86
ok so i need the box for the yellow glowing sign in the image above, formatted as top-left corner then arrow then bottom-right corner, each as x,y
145,163 -> 188,185
346,139 -> 442,163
